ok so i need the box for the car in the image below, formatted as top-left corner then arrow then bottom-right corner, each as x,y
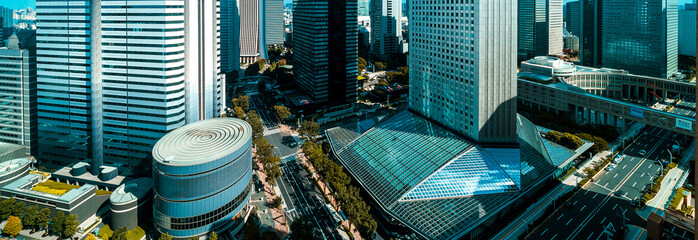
639,150 -> 647,156
606,164 -> 617,171
613,154 -> 625,164
614,190 -> 625,197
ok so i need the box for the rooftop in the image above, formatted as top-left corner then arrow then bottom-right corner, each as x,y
152,118 -> 252,166
2,175 -> 95,202
326,110 -> 570,239
110,177 -> 153,204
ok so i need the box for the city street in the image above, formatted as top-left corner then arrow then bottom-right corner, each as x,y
526,127 -> 680,240
277,159 -> 342,240
249,94 -> 278,129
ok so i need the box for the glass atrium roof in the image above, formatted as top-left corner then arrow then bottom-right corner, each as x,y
326,110 -> 567,239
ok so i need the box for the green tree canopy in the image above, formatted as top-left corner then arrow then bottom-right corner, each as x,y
37,208 -> 51,232
51,211 -> 65,235
209,231 -> 218,240
85,233 -> 98,240
289,216 -> 314,240
11,201 -> 25,220
375,62 -> 386,71
298,121 -> 320,140
234,107 -> 246,119
4,215 -> 22,237
158,233 -> 173,240
111,227 -> 128,240
273,105 -> 292,121
0,198 -> 15,219
24,205 -> 39,229
233,95 -> 251,111
63,214 -> 79,237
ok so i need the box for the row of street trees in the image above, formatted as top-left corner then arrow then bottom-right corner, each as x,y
301,141 -> 377,239
0,198 -> 79,238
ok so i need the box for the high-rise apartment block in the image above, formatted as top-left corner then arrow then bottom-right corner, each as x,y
580,0 -> 678,78
370,0 -> 402,60
679,4 -> 696,57
293,0 -> 358,107
411,0 -> 517,143
518,0 -> 564,61
266,0 -> 284,45
0,34 -> 36,156
36,0 -> 223,172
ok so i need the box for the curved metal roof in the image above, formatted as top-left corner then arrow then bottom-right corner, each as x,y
110,177 -> 153,204
152,118 -> 252,166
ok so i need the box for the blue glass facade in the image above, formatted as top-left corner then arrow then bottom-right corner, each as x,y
152,119 -> 253,239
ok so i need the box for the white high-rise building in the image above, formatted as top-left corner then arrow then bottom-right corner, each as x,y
37,0 -> 223,172
548,0 -> 563,56
240,0 -> 267,64
679,4 -> 696,57
410,0 -> 518,144
266,0 -> 284,45
518,0 -> 564,61
370,0 -> 402,60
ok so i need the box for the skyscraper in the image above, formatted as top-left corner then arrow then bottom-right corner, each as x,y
678,3 -> 696,57
36,0 -> 223,172
565,1 -> 581,35
266,0 -> 284,45
518,0 -> 564,62
600,0 -> 677,78
370,0 -> 402,60
579,0 -> 602,67
358,0 -> 369,16
0,33 -> 37,156
0,7 -> 12,28
411,0 -> 517,143
221,0 -> 241,73
293,0 -> 358,107
240,0 -> 267,64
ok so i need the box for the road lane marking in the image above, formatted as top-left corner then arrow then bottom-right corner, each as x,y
600,217 -> 606,224
613,173 -> 618,178
587,232 -> 594,240
632,182 -> 636,187
623,165 -> 626,169
573,201 -> 578,205
541,228 -> 549,235
566,219 -> 573,226
593,193 -> 597,199
552,234 -> 557,240
580,205 -> 586,211
604,183 -> 608,188
648,165 -> 652,169
557,214 -> 565,221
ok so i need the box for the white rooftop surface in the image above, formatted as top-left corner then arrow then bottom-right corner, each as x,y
152,118 -> 252,166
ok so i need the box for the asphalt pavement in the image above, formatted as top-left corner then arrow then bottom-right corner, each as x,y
526,127 -> 678,240
277,160 -> 342,240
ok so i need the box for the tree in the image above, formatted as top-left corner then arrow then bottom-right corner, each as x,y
298,121 -> 320,140
243,218 -> 260,240
24,205 -> 39,230
4,215 -> 22,237
358,57 -> 367,74
63,214 -> 79,238
272,196 -> 283,208
209,231 -> 218,240
158,233 -> 173,240
111,227 -> 128,240
51,211 -> 65,235
85,233 -> 98,240
289,216 -> 314,240
375,62 -> 386,71
273,105 -> 291,121
11,201 -> 25,220
233,95 -> 251,111
246,110 -> 264,140
234,107 -> 246,119
37,208 -> 51,232
0,198 -> 15,219
264,157 -> 282,186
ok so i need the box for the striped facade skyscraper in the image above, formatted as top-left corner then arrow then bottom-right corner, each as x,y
266,0 -> 284,45
240,0 -> 267,64
370,0 -> 402,60
221,0 -> 241,73
36,0 -> 223,173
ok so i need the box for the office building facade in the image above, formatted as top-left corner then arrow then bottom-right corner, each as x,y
293,0 -> 358,107
370,0 -> 402,60
152,118 -> 252,239
0,7 -> 12,29
221,0 -> 241,73
240,0 -> 267,64
411,0 -> 517,143
601,0 -> 677,78
0,34 -> 37,156
679,4 -> 696,57
266,0 -> 284,45
518,0 -> 564,61
565,1 -> 581,35
36,0 -> 223,172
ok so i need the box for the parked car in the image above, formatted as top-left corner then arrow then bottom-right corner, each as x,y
639,150 -> 647,156
614,190 -> 625,197
606,163 -> 617,171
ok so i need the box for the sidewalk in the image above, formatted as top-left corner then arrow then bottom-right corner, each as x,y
297,151 -> 363,240
492,150 -> 613,240
252,148 -> 289,238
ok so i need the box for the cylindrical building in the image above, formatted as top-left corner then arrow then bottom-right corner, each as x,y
152,118 -> 253,239
110,178 -> 153,230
